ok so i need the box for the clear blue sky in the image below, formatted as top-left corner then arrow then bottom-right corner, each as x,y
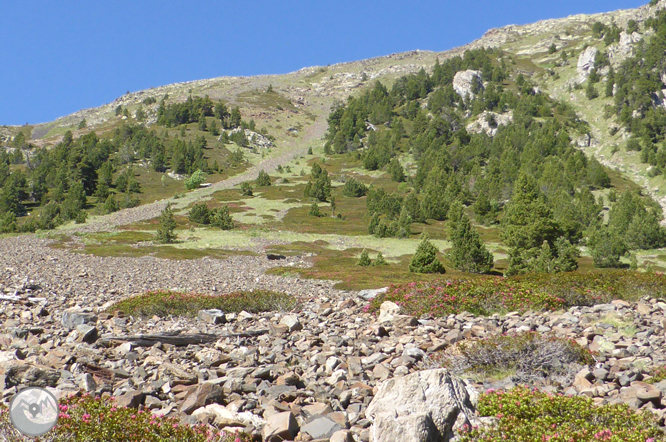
0,0 -> 647,126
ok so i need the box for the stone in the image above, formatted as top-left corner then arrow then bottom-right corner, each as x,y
61,308 -> 97,331
453,70 -> 484,99
115,389 -> 144,408
192,403 -> 264,428
367,369 -> 478,442
301,416 -> 343,440
263,411 -> 299,442
577,46 -> 598,82
179,382 -> 225,414
377,301 -> 401,323
358,288 -> 388,301
197,309 -> 226,325
75,324 -> 98,344
280,315 -> 303,332
330,430 -> 353,442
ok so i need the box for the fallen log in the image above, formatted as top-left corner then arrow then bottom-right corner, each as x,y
97,329 -> 269,347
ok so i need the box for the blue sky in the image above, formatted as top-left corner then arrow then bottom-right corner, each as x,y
0,0 -> 647,126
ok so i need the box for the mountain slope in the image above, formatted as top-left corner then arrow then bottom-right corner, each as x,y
3,1 -> 666,229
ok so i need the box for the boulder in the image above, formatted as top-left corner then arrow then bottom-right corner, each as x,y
453,70 -> 484,99
263,411 -> 299,442
192,403 -> 264,428
179,382 -> 225,414
197,309 -> 226,325
279,315 -> 303,332
367,369 -> 478,442
61,308 -> 97,331
301,415 -> 343,439
577,46 -> 598,82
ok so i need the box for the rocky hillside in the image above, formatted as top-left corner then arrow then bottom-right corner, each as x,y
4,1 -> 666,218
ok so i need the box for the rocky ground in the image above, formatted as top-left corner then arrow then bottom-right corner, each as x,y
3,235 -> 666,441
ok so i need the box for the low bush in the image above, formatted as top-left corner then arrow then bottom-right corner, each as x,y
108,290 -> 297,318
438,333 -> 593,383
184,170 -> 206,190
0,394 -> 251,442
459,387 -> 663,442
370,270 -> 666,317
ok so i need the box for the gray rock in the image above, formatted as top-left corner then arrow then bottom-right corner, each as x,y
453,70 -> 484,99
301,416 -> 343,439
279,315 -> 303,332
367,369 -> 478,442
263,411 -> 299,442
75,324 -> 98,344
197,309 -> 226,325
358,287 -> 388,301
61,308 -> 97,331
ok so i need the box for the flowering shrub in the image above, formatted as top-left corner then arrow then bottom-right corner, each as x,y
438,333 -> 594,382
0,395 -> 252,442
369,271 -> 666,317
108,290 -> 297,318
459,387 -> 664,442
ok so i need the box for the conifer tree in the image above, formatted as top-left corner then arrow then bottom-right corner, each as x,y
156,203 -> 177,244
448,213 -> 494,274
409,233 -> 445,274
357,249 -> 371,267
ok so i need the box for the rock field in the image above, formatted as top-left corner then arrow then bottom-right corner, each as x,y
3,235 -> 666,440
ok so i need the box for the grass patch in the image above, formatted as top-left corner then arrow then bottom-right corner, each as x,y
108,289 -> 297,318
0,394 -> 251,442
460,386 -> 663,442
370,270 -> 666,317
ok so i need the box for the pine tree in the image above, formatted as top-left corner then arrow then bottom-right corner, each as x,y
308,202 -> 323,217
448,214 -> 494,274
409,233 -> 445,274
256,170 -> 271,186
156,203 -> 177,244
357,249 -> 371,267
210,205 -> 234,230
373,252 -> 388,266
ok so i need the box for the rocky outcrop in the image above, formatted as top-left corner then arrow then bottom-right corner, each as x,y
466,111 -> 513,137
367,369 -> 478,442
226,128 -> 274,149
453,70 -> 484,99
577,46 -> 598,83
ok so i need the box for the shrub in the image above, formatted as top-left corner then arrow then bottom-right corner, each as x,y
439,332 -> 593,383
0,394 -> 251,442
185,169 -> 206,190
308,202 -> 324,217
373,252 -> 388,266
409,234 -> 445,274
459,387 -> 663,442
103,195 -> 118,214
357,249 -> 371,266
240,182 -> 253,196
256,169 -> 271,186
342,177 -> 368,197
108,290 -> 297,318
369,271 -> 666,317
210,206 -> 234,230
189,203 -> 211,224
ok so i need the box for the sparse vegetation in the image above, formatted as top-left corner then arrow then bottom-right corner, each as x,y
108,289 -> 297,317
459,387 -> 663,442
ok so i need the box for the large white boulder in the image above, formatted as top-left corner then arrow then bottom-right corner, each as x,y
367,368 -> 479,442
577,46 -> 598,82
453,70 -> 484,99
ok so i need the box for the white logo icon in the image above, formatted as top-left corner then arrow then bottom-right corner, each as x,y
9,387 -> 59,436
